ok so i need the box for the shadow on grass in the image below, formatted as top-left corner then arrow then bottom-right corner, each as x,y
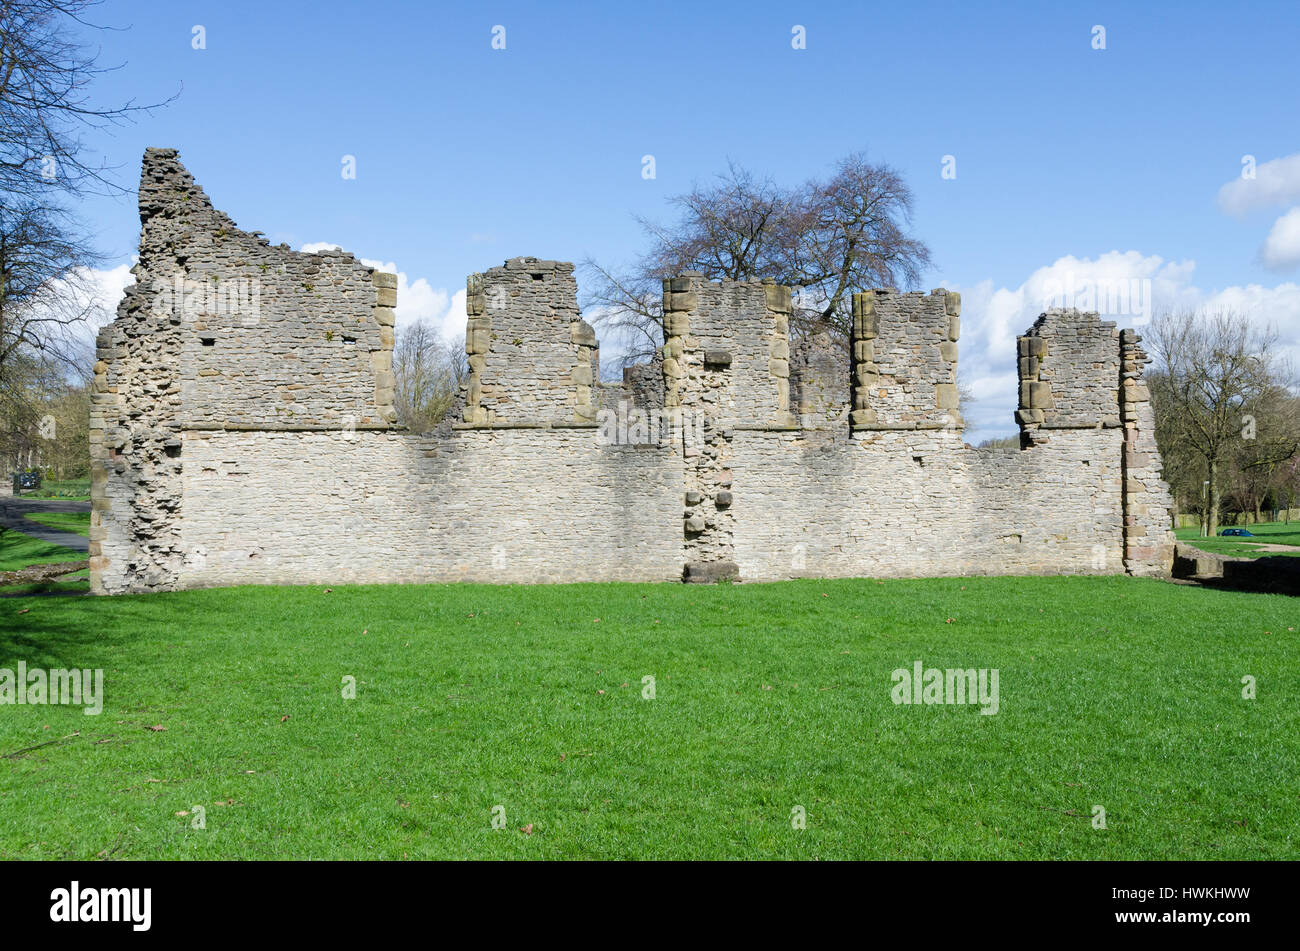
0,590 -> 219,670
1200,555 -> 1300,596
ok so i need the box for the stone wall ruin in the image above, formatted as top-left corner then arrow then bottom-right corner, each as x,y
88,149 -> 1176,594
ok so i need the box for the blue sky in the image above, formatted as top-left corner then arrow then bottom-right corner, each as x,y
71,0 -> 1300,437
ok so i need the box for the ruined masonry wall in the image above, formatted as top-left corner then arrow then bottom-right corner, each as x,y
89,149 -> 1176,594
732,428 -> 1124,580
177,430 -> 683,585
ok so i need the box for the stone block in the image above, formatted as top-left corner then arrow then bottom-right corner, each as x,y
852,292 -> 879,339
571,320 -> 598,348
665,291 -> 697,313
663,313 -> 688,337
935,383 -> 960,409
855,364 -> 879,387
764,283 -> 792,314
466,327 -> 490,354
683,561 -> 739,584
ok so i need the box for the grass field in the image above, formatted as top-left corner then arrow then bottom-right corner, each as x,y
0,530 -> 84,573
0,530 -> 89,597
1175,520 -> 1300,559
0,575 -> 1296,860
22,479 -> 91,501
21,511 -> 91,538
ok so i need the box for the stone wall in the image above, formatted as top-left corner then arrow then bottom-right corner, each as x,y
175,429 -> 683,586
89,149 -> 1176,595
463,258 -> 598,426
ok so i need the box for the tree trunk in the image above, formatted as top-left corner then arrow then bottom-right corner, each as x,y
1208,459 -> 1221,537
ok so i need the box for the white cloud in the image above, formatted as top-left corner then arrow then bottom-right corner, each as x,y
1216,153 -> 1300,270
1217,152 -> 1300,217
1260,207 -> 1300,271
46,262 -> 136,357
951,252 -> 1300,440
78,263 -> 134,330
299,242 -> 466,342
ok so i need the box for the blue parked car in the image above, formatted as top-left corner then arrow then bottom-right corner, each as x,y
1219,528 -> 1255,537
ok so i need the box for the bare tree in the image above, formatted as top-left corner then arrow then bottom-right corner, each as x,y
1235,389 -> 1300,523
1,0 -> 173,200
1277,455 -> 1300,524
393,322 -> 466,432
783,153 -> 931,329
0,0 -> 170,470
1147,309 -> 1298,536
582,153 -> 931,371
0,199 -> 101,374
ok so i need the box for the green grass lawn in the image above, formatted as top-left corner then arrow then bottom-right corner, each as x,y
0,529 -> 85,572
1,576 -> 1296,859
1175,520 -> 1300,559
21,511 -> 91,538
21,511 -> 91,539
0,529 -> 89,597
22,479 -> 91,502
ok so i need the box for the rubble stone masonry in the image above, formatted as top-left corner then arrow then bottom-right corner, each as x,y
89,150 -> 1175,594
